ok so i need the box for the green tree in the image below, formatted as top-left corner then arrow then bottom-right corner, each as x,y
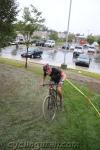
97,37 -> 100,46
49,31 -> 58,41
68,33 -> 75,43
87,35 -> 95,45
16,5 -> 45,68
40,25 -> 48,31
0,0 -> 18,48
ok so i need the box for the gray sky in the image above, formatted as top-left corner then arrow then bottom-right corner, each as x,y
17,0 -> 100,35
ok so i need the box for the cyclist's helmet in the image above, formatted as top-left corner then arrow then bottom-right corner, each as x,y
43,64 -> 51,73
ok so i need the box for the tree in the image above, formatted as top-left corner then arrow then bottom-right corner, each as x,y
49,31 -> 58,41
0,0 -> 18,48
16,5 -> 45,68
97,37 -> 100,46
67,33 -> 75,43
87,35 -> 95,45
40,25 -> 48,31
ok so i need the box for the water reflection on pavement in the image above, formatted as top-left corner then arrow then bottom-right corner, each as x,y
0,45 -> 100,74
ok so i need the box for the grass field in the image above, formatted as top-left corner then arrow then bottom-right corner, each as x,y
0,63 -> 100,150
0,57 -> 100,80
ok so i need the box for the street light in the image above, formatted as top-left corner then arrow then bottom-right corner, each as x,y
61,0 -> 72,69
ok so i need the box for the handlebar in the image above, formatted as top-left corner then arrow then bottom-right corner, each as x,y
41,83 -> 58,86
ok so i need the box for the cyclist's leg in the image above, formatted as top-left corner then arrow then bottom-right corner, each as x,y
57,84 -> 63,108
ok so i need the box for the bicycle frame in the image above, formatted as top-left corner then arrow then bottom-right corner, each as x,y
49,84 -> 58,99
42,83 -> 58,107
42,83 -> 60,121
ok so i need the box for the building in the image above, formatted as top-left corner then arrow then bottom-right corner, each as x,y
33,31 -> 49,39
58,32 -> 66,38
75,35 -> 87,45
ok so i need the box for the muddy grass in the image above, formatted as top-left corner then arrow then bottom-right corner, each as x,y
0,63 -> 100,150
0,64 -> 48,149
66,70 -> 100,93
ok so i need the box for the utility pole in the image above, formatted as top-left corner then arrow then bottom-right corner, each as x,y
61,0 -> 72,69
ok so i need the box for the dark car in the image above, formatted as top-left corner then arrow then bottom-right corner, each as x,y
75,54 -> 91,67
21,48 -> 43,58
62,44 -> 70,50
73,51 -> 81,58
35,40 -> 46,47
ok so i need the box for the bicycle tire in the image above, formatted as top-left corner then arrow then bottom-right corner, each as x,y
52,89 -> 61,110
42,95 -> 56,121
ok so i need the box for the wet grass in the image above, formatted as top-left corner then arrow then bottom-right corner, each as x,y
0,57 -> 43,76
0,57 -> 100,80
0,63 -> 100,150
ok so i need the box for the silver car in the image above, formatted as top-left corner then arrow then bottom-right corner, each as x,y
75,54 -> 91,67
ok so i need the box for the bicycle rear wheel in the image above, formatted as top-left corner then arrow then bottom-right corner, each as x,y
42,96 -> 56,121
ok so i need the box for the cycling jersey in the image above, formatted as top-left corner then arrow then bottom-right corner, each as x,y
44,67 -> 62,84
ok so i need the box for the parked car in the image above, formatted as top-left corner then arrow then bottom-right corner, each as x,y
88,46 -> 95,53
9,41 -> 18,45
83,44 -> 89,50
35,40 -> 46,47
21,48 -> 43,58
31,39 -> 37,44
75,54 -> 91,67
45,40 -> 55,47
62,44 -> 70,50
70,45 -> 75,50
73,46 -> 84,58
19,39 -> 25,44
73,51 -> 81,58
74,46 -> 84,53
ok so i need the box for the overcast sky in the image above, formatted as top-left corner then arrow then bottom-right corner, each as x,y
17,0 -> 100,35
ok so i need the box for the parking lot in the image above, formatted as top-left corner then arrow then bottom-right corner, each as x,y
0,45 -> 100,73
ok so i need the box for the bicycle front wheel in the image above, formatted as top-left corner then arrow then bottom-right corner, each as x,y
42,96 -> 56,121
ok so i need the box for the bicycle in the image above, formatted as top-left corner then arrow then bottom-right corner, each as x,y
42,83 -> 61,121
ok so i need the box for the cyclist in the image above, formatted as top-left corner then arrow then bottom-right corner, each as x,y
42,64 -> 66,108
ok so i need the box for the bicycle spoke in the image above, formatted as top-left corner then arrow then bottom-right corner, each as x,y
42,96 -> 56,121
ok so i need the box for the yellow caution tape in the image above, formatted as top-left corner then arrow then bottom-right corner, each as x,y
66,79 -> 100,117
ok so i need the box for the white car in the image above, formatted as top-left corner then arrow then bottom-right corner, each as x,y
88,46 -> 95,53
73,46 -> 84,58
70,45 -> 75,50
45,40 -> 55,47
74,46 -> 84,53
